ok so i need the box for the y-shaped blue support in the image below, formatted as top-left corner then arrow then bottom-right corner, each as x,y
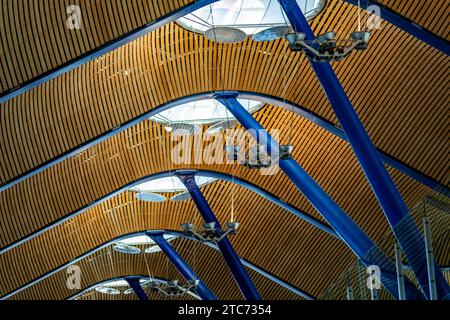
125,276 -> 149,301
277,0 -> 449,300
218,95 -> 424,300
176,172 -> 262,301
147,233 -> 217,300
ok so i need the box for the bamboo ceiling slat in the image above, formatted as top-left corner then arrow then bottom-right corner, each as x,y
1,0 -> 449,301
0,179 -> 349,298
1,1 -> 448,187
1,107 -> 435,249
376,0 -> 450,40
1,1 -> 446,95
9,238 -> 302,300
0,0 -> 195,94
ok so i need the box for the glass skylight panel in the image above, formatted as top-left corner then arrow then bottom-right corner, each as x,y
131,176 -> 217,193
177,0 -> 325,35
117,234 -> 176,246
150,99 -> 261,125
101,279 -> 129,287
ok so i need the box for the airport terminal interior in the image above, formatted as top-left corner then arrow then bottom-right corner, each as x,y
0,0 -> 449,301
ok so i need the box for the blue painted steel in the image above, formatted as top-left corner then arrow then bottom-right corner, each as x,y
218,95 -> 424,300
2,90 -> 448,199
125,276 -> 149,301
0,169 -> 334,255
0,0 -> 219,104
277,0 -> 449,300
2,230 -> 312,300
342,0 -> 450,56
148,233 -> 217,300
177,173 -> 262,301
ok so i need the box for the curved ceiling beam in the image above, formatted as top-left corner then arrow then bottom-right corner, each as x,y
0,0 -> 219,104
1,91 -> 446,198
342,0 -> 450,55
67,275 -> 201,300
1,230 -> 315,301
0,168 -> 336,255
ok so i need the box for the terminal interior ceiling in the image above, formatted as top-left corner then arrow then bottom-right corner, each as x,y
0,0 -> 449,301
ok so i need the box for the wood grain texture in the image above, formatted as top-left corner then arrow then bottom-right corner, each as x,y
0,0 -> 195,93
0,0 -> 448,300
9,238 -> 303,300
1,1 -> 448,186
376,0 -> 450,39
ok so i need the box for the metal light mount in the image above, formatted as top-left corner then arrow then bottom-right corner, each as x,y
181,221 -> 240,243
285,31 -> 371,62
147,279 -> 200,298
225,145 -> 293,169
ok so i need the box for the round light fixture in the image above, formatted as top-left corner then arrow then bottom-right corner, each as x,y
135,192 -> 167,203
252,26 -> 293,42
204,27 -> 246,44
113,244 -> 141,255
95,287 -> 121,295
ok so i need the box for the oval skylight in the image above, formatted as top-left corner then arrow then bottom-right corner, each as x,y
95,287 -> 121,295
113,244 -> 141,255
170,191 -> 192,202
117,234 -> 177,246
135,192 -> 167,203
131,176 -> 217,193
177,0 -> 325,35
150,99 -> 262,126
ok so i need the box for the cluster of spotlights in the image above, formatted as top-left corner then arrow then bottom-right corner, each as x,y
149,279 -> 200,298
181,221 -> 240,243
226,145 -> 293,169
94,278 -> 197,298
285,30 -> 371,62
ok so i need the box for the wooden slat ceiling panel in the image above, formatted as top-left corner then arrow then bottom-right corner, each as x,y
2,109 -> 443,300
9,238 -> 302,300
0,180 -> 349,298
0,1 -> 446,95
1,1 -> 448,188
0,0 -> 448,300
1,106 -> 434,249
0,0 -> 193,93
377,0 -> 450,39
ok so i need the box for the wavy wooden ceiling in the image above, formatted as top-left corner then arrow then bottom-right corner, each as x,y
0,0 -> 448,95
0,0 -> 449,300
1,1 -> 448,185
0,0 -> 196,93
376,0 -> 449,39
9,238 -> 302,300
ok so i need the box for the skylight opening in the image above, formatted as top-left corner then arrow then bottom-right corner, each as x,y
176,0 -> 326,36
131,176 -> 217,193
149,99 -> 262,126
113,234 -> 178,255
117,234 -> 176,246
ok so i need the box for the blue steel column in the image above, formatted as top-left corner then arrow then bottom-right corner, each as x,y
277,0 -> 449,300
218,95 -> 424,300
177,173 -> 262,301
147,233 -> 217,300
125,276 -> 149,301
